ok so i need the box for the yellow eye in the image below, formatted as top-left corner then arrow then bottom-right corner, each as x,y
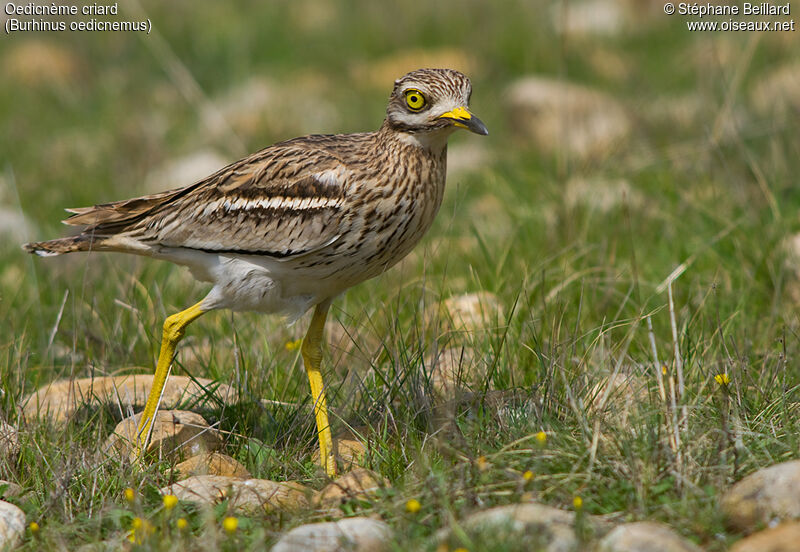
404,89 -> 426,111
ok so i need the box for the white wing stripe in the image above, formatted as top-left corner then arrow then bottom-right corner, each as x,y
219,196 -> 340,213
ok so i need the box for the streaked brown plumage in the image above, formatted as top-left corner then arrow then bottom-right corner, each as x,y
24,68 -> 488,475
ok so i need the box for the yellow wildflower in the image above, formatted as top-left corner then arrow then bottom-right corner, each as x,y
124,487 -> 135,503
176,518 -> 188,530
476,456 -> 489,471
535,431 -> 547,444
523,470 -> 534,481
285,339 -> 302,351
129,517 -> 154,543
573,496 -> 583,509
714,373 -> 730,386
405,498 -> 422,514
223,516 -> 238,534
28,521 -> 39,533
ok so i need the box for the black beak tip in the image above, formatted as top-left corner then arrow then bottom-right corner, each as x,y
469,117 -> 489,136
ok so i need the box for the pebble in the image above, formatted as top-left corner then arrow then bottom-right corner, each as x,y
270,517 -> 393,552
22,374 -> 239,424
0,208 -> 35,243
105,410 -> 223,462
161,475 -> 310,513
143,149 -> 229,193
439,291 -> 505,334
596,521 -> 702,552
721,460 -> 800,532
553,0 -> 624,36
750,62 -> 800,118
447,142 -> 490,178
210,75 -> 338,140
506,76 -> 631,161
563,178 -> 644,214
437,502 -> 611,552
424,346 -> 483,398
729,521 -> 800,552
314,468 -> 389,508
351,48 -> 478,89
174,452 -> 251,479
312,438 -> 367,473
0,422 -> 19,458
586,371 -> 648,429
2,40 -> 81,86
0,500 -> 25,549
0,481 -> 22,500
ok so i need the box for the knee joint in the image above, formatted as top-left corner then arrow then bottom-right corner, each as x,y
162,314 -> 186,342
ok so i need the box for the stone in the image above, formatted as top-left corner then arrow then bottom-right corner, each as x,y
564,178 -> 644,214
144,149 -> 229,193
312,438 -> 367,473
174,452 -> 250,479
587,372 -> 648,429
2,40 -> 81,86
286,0 -> 337,33
729,522 -> 800,552
447,142 -> 490,178
271,517 -> 393,552
721,460 -> 800,532
210,74 -> 338,140
553,0 -> 625,36
439,291 -> 505,334
0,422 -> 19,458
647,94 -> 711,133
750,62 -> 800,118
351,48 -> 478,89
597,521 -> 702,552
783,233 -> 800,304
586,48 -> 631,81
0,500 -> 25,549
314,468 -> 389,508
437,502 -> 611,552
424,346 -> 483,398
506,76 -> 631,161
466,194 -> 512,241
105,410 -> 223,462
161,475 -> 309,513
0,208 -> 35,243
22,374 -> 239,424
0,481 -> 22,500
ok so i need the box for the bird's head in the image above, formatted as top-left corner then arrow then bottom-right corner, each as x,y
385,68 -> 488,149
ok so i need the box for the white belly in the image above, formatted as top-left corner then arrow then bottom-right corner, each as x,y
154,247 -> 338,321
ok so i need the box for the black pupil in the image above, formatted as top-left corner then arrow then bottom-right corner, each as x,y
410,95 -> 419,104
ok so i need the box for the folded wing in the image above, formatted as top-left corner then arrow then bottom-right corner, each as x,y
63,139 -> 349,259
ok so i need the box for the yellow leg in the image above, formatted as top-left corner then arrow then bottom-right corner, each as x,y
135,301 -> 206,452
301,300 -> 336,477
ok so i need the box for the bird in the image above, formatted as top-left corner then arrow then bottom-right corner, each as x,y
23,68 -> 488,477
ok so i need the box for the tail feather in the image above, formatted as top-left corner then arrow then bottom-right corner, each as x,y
61,188 -> 185,227
23,235 -> 104,256
26,185 -> 193,257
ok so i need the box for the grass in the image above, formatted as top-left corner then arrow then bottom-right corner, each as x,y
2,0 -> 800,550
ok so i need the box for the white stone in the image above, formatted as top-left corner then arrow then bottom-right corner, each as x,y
597,521 -> 702,552
271,517 -> 393,552
0,500 -> 25,549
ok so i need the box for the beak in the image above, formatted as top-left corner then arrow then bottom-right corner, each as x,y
437,106 -> 489,136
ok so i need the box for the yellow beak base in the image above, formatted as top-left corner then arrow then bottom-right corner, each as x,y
437,106 -> 489,135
